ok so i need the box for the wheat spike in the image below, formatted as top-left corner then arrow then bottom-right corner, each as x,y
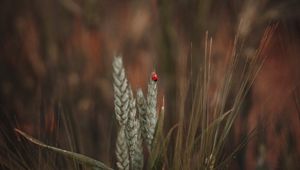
126,87 -> 138,168
145,76 -> 158,150
116,126 -> 130,170
136,89 -> 147,143
126,87 -> 144,169
133,125 -> 144,170
113,56 -> 130,126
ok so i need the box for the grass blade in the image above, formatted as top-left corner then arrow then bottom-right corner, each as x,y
14,128 -> 114,170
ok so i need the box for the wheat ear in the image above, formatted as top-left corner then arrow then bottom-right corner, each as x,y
116,126 -> 130,170
136,89 -> 147,143
133,129 -> 144,170
113,56 -> 131,170
126,87 -> 144,169
113,56 -> 130,126
145,75 -> 158,151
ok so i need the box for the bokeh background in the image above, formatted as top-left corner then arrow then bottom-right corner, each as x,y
0,0 -> 300,169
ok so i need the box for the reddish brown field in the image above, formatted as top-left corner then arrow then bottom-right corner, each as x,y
0,0 -> 299,169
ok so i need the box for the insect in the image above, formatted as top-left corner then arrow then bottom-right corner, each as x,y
151,72 -> 158,82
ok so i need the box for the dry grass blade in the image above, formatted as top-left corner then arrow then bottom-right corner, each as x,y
157,24 -> 277,169
14,129 -> 114,170
148,97 -> 166,169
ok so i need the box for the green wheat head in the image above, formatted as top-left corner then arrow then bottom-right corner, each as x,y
112,56 -> 158,170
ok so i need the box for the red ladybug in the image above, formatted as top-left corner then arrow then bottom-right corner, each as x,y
151,72 -> 158,82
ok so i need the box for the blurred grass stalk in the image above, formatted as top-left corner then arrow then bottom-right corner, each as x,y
149,25 -> 276,169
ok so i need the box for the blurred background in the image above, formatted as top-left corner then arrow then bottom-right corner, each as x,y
0,0 -> 300,169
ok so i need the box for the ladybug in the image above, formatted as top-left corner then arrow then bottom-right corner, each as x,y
151,72 -> 158,82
